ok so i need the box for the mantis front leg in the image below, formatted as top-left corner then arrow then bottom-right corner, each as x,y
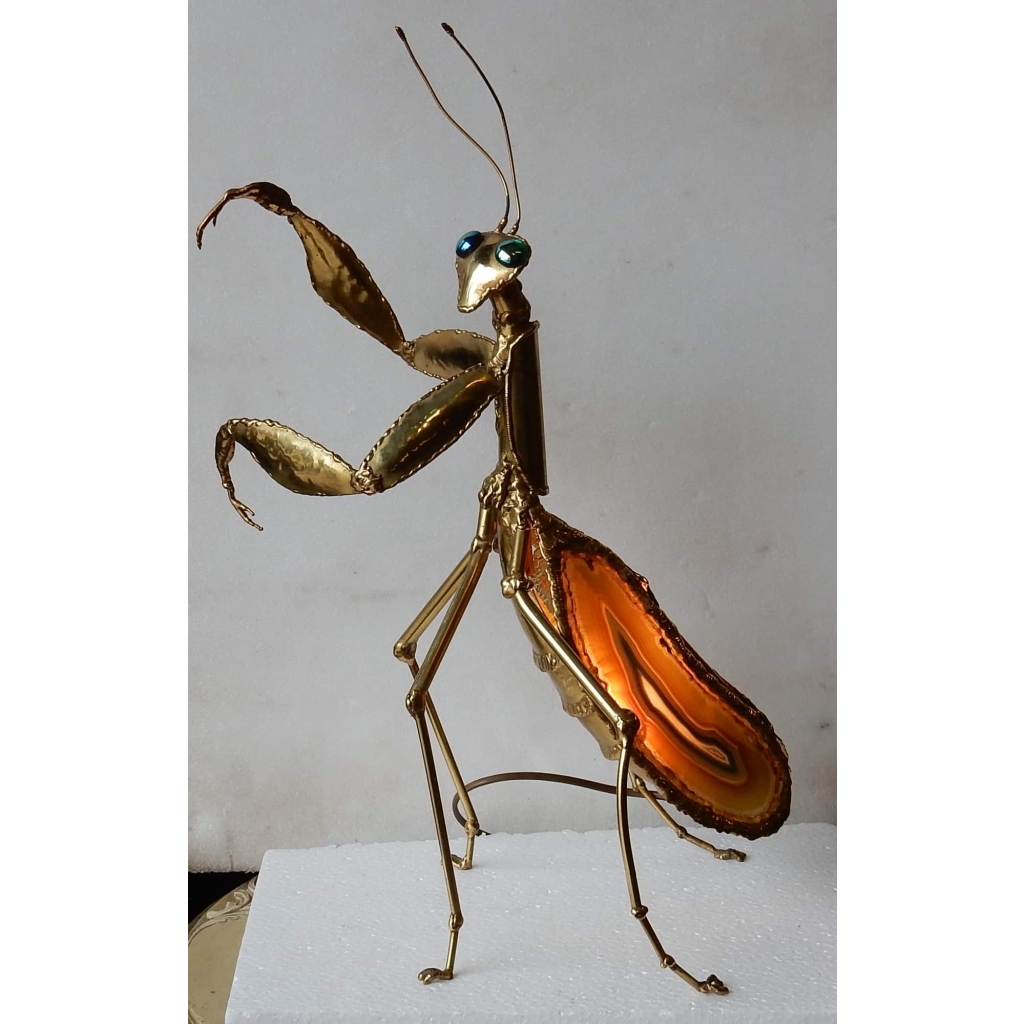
197,181 -> 496,380
215,364 -> 499,529
404,536 -> 492,983
394,541 -> 492,871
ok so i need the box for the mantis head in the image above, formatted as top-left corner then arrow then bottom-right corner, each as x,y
454,230 -> 531,312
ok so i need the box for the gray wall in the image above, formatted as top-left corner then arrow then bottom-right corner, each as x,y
190,0 -> 835,871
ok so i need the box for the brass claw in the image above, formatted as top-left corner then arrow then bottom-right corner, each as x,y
195,182 -> 297,249
417,967 -> 452,984
228,496 -> 262,531
195,192 -> 235,248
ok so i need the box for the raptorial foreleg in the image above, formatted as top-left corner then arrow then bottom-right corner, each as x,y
216,364 -> 500,530
196,181 -> 495,379
216,419 -> 361,530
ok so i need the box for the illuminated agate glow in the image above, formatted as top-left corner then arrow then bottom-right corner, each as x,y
526,510 -> 791,839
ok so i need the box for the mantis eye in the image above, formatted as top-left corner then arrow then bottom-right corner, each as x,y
495,237 -> 531,268
456,231 -> 483,257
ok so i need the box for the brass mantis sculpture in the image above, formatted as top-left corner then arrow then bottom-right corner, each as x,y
196,24 -> 791,994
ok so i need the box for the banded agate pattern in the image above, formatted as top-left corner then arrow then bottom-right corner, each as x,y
525,510 -> 790,839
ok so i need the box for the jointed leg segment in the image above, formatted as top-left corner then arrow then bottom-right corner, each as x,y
395,505 -> 495,983
511,571 -> 730,995
615,734 -> 728,995
216,419 -> 363,529
631,774 -> 746,862
215,366 -> 499,530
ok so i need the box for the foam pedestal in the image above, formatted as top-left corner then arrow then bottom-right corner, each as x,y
227,824 -> 836,1023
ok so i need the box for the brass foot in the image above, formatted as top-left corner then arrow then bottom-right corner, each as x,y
418,966 -> 453,984
695,973 -> 728,995
450,853 -> 472,870
713,847 -> 746,862
663,956 -> 730,994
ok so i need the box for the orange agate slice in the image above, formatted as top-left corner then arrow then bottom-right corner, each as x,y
526,510 -> 790,839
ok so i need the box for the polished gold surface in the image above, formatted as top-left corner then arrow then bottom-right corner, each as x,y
365,366 -> 499,491
198,24 -> 793,994
409,328 -> 495,380
188,878 -> 255,1024
214,366 -> 500,529
455,230 -> 530,312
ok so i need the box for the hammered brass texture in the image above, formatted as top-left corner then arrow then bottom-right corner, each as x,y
409,328 -> 495,379
196,182 -> 405,353
225,419 -> 359,497
365,365 -> 499,491
290,211 -> 406,352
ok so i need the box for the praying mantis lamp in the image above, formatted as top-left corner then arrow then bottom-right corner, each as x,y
196,23 -> 791,994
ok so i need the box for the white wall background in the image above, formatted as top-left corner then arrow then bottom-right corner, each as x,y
189,0 -> 835,871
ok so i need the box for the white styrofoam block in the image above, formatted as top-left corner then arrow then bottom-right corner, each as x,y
227,824 -> 836,1023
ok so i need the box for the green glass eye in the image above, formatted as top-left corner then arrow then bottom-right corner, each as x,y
495,237 -> 531,268
456,231 -> 483,257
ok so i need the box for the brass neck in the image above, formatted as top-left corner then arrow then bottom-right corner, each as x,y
490,281 -> 532,339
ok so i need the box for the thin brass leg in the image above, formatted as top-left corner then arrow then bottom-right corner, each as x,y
394,547 -> 486,870
425,696 -> 480,869
615,737 -> 728,995
393,551 -> 475,664
405,542 -> 490,983
631,774 -> 746,862
507,528 -> 728,993
412,709 -> 463,984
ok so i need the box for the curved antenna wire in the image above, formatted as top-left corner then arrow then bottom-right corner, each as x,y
442,22 -> 522,235
395,26 -> 512,232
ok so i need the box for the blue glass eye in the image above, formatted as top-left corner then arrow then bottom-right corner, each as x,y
494,237 -> 531,268
456,231 -> 483,257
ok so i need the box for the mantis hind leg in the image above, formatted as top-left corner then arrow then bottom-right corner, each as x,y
615,732 -> 729,995
511,589 -> 730,994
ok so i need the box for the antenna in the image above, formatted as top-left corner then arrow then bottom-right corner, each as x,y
442,23 -> 522,235
395,26 -> 512,232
